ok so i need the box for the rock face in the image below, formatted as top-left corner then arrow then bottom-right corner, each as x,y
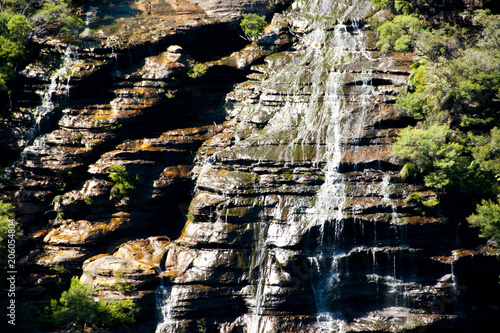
1,0 -> 499,332
154,1 -> 500,332
0,0 -> 290,321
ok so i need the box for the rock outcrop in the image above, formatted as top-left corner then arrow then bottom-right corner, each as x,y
0,0 -> 291,322
1,0 -> 499,332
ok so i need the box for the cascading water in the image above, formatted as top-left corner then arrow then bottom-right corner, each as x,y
35,45 -> 76,129
247,0 -> 376,330
155,0 -> 432,331
81,1 -> 98,38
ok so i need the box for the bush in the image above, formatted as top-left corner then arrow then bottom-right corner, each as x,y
376,15 -> 423,52
0,1 -> 83,91
108,164 -> 137,201
187,63 -> 208,79
467,198 -> 500,244
46,277 -> 138,331
240,13 -> 267,40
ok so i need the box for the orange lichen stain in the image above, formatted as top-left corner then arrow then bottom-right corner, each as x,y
179,220 -> 193,240
452,246 -> 500,258
159,270 -> 180,279
139,139 -> 154,150
30,229 -> 50,240
162,165 -> 193,178
431,256 -> 455,263
85,253 -> 111,264
92,108 -> 117,121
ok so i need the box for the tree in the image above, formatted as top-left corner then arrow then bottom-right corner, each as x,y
472,127 -> 500,178
383,7 -> 500,244
47,277 -> 138,332
392,124 -> 494,199
240,13 -> 267,40
467,198 -> 500,245
0,0 -> 83,92
376,15 -> 423,52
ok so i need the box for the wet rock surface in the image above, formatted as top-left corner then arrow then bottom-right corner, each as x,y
1,0 -> 499,332
0,0 -> 286,320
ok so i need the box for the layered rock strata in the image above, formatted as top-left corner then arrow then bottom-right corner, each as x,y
0,0 -> 290,322
0,0 -> 499,332
153,1 -> 500,332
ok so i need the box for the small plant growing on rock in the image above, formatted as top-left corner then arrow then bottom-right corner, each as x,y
187,63 -> 208,79
240,13 -> 267,40
107,164 -> 137,201
186,211 -> 196,222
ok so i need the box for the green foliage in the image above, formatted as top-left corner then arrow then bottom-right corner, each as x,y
186,211 -> 196,222
467,198 -> 500,243
404,192 -> 439,215
187,63 -> 208,79
393,124 -> 461,177
399,162 -> 418,180
384,8 -> 500,244
372,0 -> 413,14
56,182 -> 66,192
112,273 -> 136,292
393,124 -> 494,198
0,1 -> 83,92
31,0 -> 84,35
46,277 -> 138,331
405,192 -> 425,205
376,15 -> 423,52
472,127 -> 500,178
108,164 -> 137,200
415,24 -> 470,62
240,13 -> 267,40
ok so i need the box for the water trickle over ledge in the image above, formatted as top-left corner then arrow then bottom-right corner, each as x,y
155,0 -> 500,332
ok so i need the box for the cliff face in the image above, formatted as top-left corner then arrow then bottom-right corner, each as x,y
1,0 -> 499,332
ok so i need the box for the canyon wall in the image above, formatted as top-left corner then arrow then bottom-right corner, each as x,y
1,0 -> 499,332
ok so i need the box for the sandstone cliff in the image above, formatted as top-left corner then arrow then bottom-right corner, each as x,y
0,0 -> 499,332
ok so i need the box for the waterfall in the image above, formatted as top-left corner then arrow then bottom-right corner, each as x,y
156,282 -> 177,332
81,1 -> 98,38
244,0 -> 375,330
35,45 -> 76,128
155,0 -> 382,331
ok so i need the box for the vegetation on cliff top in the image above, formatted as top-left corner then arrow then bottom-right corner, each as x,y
372,0 -> 500,245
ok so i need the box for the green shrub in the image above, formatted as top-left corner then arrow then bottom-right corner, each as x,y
240,13 -> 267,40
399,162 -> 418,180
376,15 -> 423,52
467,198 -> 500,244
46,277 -> 138,331
108,164 -> 137,201
187,63 -> 208,79
0,1 -> 83,91
372,0 -> 413,14
472,127 -> 500,178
